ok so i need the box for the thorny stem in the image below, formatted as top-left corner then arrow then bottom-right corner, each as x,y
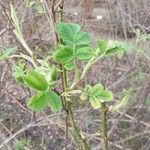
101,103 -> 109,150
48,1 -> 90,149
55,1 -> 69,149
68,103 -> 90,150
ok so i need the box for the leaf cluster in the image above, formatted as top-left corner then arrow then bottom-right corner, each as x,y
80,83 -> 113,109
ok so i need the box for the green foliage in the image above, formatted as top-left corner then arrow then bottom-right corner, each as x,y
55,22 -> 90,47
80,83 -> 113,109
6,7 -> 131,144
64,62 -> 75,70
97,39 -> 107,55
89,96 -> 102,109
76,47 -> 94,60
27,90 -> 62,112
53,45 -> 73,63
96,39 -> 132,57
12,61 -> 25,83
106,40 -> 131,56
0,47 -> 16,60
36,59 -> 57,83
46,90 -> 62,112
4,7 -> 133,148
23,70 -> 48,91
53,22 -> 92,66
27,92 -> 48,111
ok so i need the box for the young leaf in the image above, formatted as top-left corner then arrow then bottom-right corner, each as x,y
97,39 -> 107,55
64,62 -> 75,70
53,46 -> 73,63
27,92 -> 48,112
105,40 -> 130,56
50,66 -> 57,81
23,70 -> 48,91
55,22 -> 90,46
92,83 -> 104,96
0,47 -> 16,61
98,90 -> 113,102
46,90 -> 62,112
12,61 -> 25,83
27,90 -> 62,112
55,22 -> 80,45
90,97 -> 101,109
76,47 -> 93,60
84,85 -> 92,94
75,32 -> 90,46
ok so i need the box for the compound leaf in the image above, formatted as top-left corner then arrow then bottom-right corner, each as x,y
55,22 -> 80,45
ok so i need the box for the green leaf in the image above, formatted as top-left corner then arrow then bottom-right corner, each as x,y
12,61 -> 25,83
46,90 -> 62,112
27,92 -> 48,112
0,47 -> 16,61
84,85 -> 92,94
97,90 -> 113,102
55,22 -> 90,46
75,32 -> 90,46
23,70 -> 48,91
64,62 -> 75,70
97,39 -> 107,55
76,47 -> 93,60
90,97 -> 101,109
50,66 -> 57,81
53,45 -> 73,63
27,90 -> 62,112
92,83 -> 104,96
105,40 -> 131,56
55,22 -> 80,45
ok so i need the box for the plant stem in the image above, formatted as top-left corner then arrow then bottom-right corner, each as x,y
52,1 -> 90,149
68,103 -> 90,150
101,102 -> 109,150
61,65 -> 90,150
